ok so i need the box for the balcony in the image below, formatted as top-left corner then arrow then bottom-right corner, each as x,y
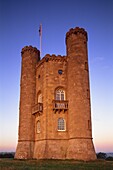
32,103 -> 43,115
53,100 -> 68,113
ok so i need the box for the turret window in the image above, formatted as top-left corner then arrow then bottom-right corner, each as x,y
58,118 -> 66,131
38,93 -> 42,103
37,120 -> 41,133
87,89 -> 90,99
85,62 -> 88,71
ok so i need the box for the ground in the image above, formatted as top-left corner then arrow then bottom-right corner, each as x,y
0,159 -> 113,170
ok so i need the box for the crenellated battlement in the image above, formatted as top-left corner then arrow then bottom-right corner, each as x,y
66,27 -> 88,43
21,45 -> 40,56
44,54 -> 66,62
36,54 -> 67,68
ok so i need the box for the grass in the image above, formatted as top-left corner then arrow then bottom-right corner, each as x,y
0,159 -> 113,170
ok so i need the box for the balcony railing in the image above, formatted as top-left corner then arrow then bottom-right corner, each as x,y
53,100 -> 68,113
32,103 -> 43,115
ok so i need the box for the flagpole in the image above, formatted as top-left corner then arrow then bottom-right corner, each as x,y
39,24 -> 42,57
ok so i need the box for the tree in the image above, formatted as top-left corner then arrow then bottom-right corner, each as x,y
0,152 -> 14,158
97,152 -> 107,159
106,156 -> 113,161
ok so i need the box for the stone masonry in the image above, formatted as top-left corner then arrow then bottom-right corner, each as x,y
15,27 -> 97,160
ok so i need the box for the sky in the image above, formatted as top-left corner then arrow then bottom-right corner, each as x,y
0,0 -> 113,153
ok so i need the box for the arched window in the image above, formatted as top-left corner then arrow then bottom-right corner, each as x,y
38,93 -> 42,103
58,118 -> 66,131
36,120 -> 40,133
55,89 -> 65,100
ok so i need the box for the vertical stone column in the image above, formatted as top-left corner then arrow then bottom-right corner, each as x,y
66,27 -> 96,160
15,46 -> 40,159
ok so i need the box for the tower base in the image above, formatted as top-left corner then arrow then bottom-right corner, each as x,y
33,139 -> 68,159
33,138 -> 96,160
66,138 -> 97,161
14,141 -> 34,159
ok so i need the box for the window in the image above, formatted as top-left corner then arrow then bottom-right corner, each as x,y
58,70 -> 63,75
87,89 -> 90,99
55,89 -> 65,100
85,62 -> 88,71
58,118 -> 65,131
37,120 -> 40,133
38,93 -> 42,103
88,120 -> 91,130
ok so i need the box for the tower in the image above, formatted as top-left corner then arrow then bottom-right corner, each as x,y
15,46 -> 40,159
15,27 -> 96,161
33,54 -> 68,159
66,27 -> 96,160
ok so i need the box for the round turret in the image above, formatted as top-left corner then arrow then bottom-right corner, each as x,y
66,27 -> 96,160
66,27 -> 88,57
66,27 -> 87,42
21,45 -> 40,60
15,46 -> 40,159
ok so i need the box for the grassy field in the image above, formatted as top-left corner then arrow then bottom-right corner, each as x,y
0,159 -> 113,170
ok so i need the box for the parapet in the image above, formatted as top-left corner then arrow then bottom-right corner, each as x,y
36,54 -> 67,68
21,45 -> 40,57
66,27 -> 88,43
44,54 -> 66,61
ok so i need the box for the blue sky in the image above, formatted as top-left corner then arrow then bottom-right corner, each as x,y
0,0 -> 113,152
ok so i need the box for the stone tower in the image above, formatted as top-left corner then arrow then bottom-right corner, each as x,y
15,46 -> 40,159
66,27 -> 96,160
15,27 -> 96,160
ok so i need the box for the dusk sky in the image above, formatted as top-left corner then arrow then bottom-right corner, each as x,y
0,0 -> 113,153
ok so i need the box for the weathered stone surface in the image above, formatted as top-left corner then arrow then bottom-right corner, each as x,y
15,27 -> 96,160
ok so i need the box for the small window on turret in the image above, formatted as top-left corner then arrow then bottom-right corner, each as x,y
87,89 -> 90,99
88,120 -> 91,130
38,93 -> 42,103
37,120 -> 41,133
85,62 -> 88,71
58,70 -> 63,75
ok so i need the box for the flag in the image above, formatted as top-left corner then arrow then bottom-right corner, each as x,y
39,24 -> 42,36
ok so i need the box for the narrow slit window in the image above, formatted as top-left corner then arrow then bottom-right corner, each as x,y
88,120 -> 91,130
37,121 -> 41,133
38,93 -> 42,103
87,89 -> 90,99
85,62 -> 88,71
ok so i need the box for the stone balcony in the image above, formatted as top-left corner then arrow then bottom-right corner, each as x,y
32,103 -> 43,115
53,100 -> 68,113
